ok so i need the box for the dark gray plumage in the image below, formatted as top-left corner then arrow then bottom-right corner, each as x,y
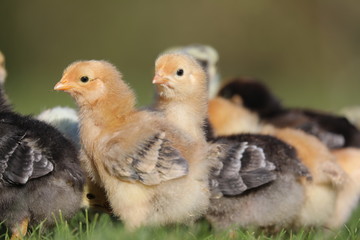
209,141 -> 276,197
206,132 -> 311,231
0,88 -> 85,237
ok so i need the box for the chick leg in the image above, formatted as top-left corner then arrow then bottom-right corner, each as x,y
10,218 -> 29,240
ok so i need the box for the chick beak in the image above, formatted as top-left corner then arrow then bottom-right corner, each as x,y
54,79 -> 74,91
152,74 -> 169,85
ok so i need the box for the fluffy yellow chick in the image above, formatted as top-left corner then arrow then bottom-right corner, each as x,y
54,60 -> 211,229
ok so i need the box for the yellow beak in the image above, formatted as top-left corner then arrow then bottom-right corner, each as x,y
152,74 -> 169,85
54,79 -> 74,91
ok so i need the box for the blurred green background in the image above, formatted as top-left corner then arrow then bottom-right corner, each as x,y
1,0 -> 360,115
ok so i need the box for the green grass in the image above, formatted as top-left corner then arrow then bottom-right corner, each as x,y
1,206 -> 359,240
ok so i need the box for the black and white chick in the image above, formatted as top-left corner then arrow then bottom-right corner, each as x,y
0,74 -> 84,238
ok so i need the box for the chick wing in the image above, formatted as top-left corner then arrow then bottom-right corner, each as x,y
103,131 -> 188,185
0,123 -> 54,185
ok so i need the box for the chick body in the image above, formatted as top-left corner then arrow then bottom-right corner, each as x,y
0,108 -> 84,235
0,52 -> 84,237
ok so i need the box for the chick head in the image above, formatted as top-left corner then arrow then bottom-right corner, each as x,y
0,51 -> 7,85
54,60 -> 125,105
162,44 -> 220,98
153,53 -> 207,100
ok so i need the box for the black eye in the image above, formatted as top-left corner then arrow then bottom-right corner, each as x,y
176,69 -> 184,76
80,76 -> 89,83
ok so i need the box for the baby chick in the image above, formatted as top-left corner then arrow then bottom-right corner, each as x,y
54,60 -> 213,229
218,77 -> 360,149
0,86 -> 85,238
152,53 -> 310,231
37,106 -> 110,213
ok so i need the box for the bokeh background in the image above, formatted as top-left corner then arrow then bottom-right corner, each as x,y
1,0 -> 359,115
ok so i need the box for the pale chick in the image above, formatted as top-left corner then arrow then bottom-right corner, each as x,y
208,95 -> 349,229
151,53 -> 308,231
0,51 -> 6,85
54,60 -> 212,229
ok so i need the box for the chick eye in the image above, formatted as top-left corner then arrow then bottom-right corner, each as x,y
80,76 -> 89,83
176,69 -> 184,76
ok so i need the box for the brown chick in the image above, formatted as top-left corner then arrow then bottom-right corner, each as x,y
54,60 -> 212,229
208,95 -> 348,228
152,53 -> 310,231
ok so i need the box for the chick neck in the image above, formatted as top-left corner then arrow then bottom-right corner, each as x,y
78,80 -> 136,129
156,91 -> 208,142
